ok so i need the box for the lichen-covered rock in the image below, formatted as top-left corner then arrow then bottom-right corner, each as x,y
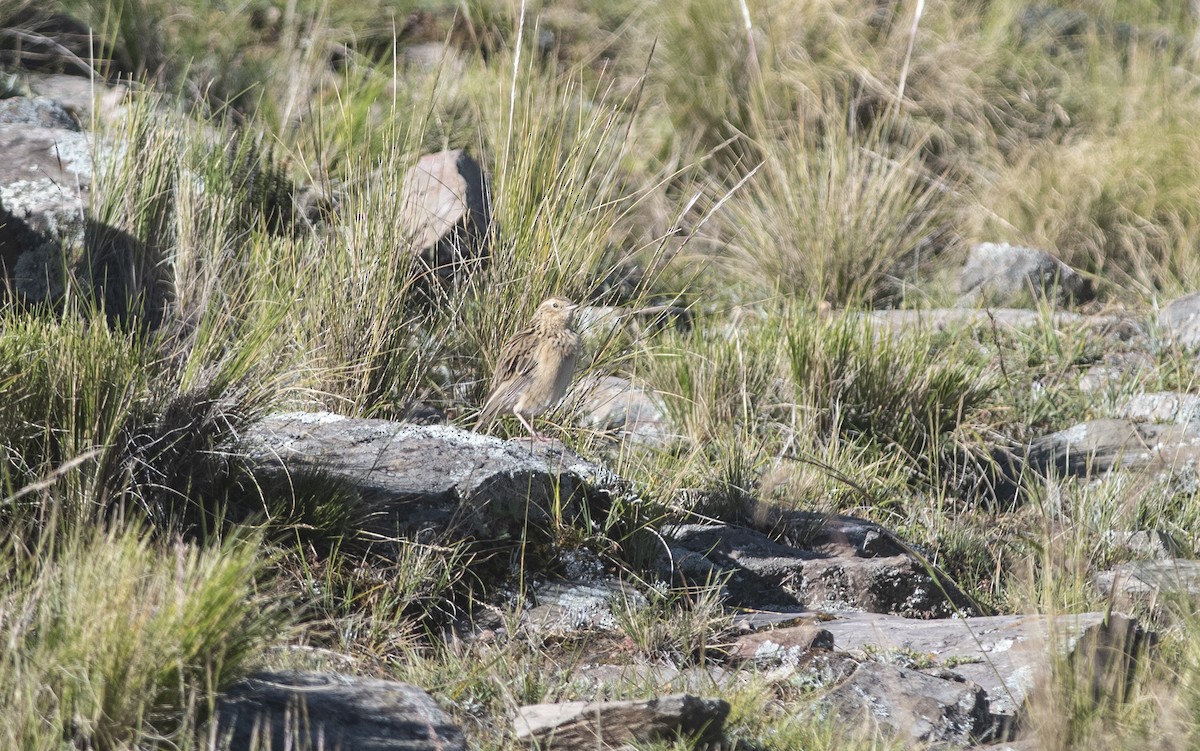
243,412 -> 627,541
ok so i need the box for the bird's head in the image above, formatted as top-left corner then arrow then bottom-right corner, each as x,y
533,296 -> 580,328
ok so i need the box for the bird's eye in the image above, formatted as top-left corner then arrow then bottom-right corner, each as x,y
551,301 -> 560,308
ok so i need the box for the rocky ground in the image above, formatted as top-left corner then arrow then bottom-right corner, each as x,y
5,3 -> 1200,750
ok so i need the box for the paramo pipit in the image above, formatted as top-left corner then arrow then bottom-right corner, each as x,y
475,296 -> 582,440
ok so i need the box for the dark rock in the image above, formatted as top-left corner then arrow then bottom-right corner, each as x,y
958,243 -> 1094,308
398,149 -> 490,281
213,670 -> 466,751
0,9 -> 132,75
819,662 -> 995,746
659,520 -> 977,618
513,694 -> 729,749
242,412 -> 626,542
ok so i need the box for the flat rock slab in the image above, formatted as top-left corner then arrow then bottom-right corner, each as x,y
1095,559 -> 1200,602
514,694 -> 729,749
818,611 -> 1146,719
213,670 -> 466,751
819,662 -> 994,746
1025,418 -> 1200,485
244,412 -> 624,539
660,521 -> 976,618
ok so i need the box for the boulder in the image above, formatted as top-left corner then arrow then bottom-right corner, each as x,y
1024,418 -> 1200,487
572,375 -> 674,449
0,96 -> 92,300
958,243 -> 1094,308
817,610 -> 1149,722
398,149 -> 490,280
1161,291 -> 1200,350
213,671 -> 466,751
1116,391 -> 1200,424
658,519 -> 977,618
818,662 -> 995,746
1095,559 -> 1200,606
513,694 -> 729,749
243,412 -> 626,541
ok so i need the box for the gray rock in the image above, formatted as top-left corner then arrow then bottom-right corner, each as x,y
818,610 -> 1149,721
958,242 -> 1093,308
0,98 -> 94,299
1025,418 -> 1200,486
571,375 -> 674,448
243,412 -> 626,541
213,670 -> 466,751
727,624 -> 835,666
1116,392 -> 1200,424
1160,291 -> 1200,350
24,71 -> 132,122
513,694 -> 729,749
659,520 -> 977,618
1095,559 -> 1200,603
819,662 -> 995,746
398,149 -> 490,280
0,95 -> 80,129
570,664 -> 741,695
1105,529 -> 1190,560
1077,351 -> 1152,394
522,578 -> 647,636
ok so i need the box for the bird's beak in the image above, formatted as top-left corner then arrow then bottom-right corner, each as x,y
567,302 -> 580,311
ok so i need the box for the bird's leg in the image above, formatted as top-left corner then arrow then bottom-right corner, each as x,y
516,412 -> 542,443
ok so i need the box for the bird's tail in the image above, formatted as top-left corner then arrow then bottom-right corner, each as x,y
474,400 -> 499,432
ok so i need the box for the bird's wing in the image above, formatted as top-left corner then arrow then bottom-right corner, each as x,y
475,327 -> 539,429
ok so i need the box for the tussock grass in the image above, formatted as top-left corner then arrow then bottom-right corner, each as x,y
0,526 -> 283,750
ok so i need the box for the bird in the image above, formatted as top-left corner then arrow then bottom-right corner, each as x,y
475,296 -> 582,440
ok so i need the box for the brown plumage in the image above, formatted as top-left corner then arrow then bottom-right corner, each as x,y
475,296 -> 582,440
